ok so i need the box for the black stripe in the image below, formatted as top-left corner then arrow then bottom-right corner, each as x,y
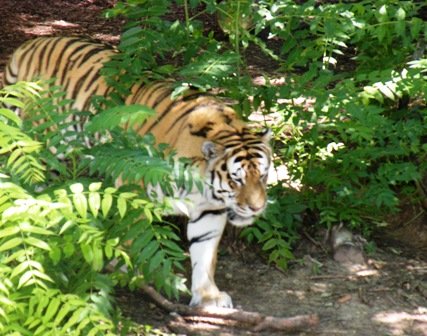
60,44 -> 101,88
22,39 -> 45,76
190,121 -> 214,137
233,155 -> 246,163
5,63 -> 17,84
84,68 -> 103,93
189,230 -> 217,245
52,39 -> 83,82
224,141 -> 243,149
188,208 -> 227,224
246,151 -> 266,159
76,46 -> 106,67
36,38 -> 55,75
165,105 -> 200,133
71,61 -> 102,101
71,71 -> 92,101
150,101 -> 198,134
82,84 -> 101,110
139,82 -> 166,105
130,83 -> 148,104
44,37 -> 62,73
151,88 -> 173,109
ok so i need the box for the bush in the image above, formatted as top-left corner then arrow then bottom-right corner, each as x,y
0,82 -> 188,335
106,0 -> 426,262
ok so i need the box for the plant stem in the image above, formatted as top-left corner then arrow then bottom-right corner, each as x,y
184,0 -> 190,37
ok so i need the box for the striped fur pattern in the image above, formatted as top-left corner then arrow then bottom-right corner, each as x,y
4,36 -> 272,307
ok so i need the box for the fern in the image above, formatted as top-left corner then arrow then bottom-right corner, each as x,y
85,103 -> 156,132
0,174 -> 187,334
0,79 -> 189,333
0,82 -> 46,184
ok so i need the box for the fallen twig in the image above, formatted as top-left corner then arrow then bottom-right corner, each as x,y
140,284 -> 319,333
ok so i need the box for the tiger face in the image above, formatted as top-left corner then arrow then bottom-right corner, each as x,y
202,129 -> 271,226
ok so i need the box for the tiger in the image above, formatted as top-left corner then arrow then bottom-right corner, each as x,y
3,36 -> 272,308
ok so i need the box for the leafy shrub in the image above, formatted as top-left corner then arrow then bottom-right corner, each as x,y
105,0 -> 426,264
0,82 -> 188,335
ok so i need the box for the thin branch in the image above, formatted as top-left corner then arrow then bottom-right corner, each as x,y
140,284 -> 319,333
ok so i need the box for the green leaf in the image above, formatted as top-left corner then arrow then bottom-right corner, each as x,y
24,237 -> 51,251
89,182 -> 102,192
104,187 -> 117,194
88,192 -> 101,218
92,244 -> 104,271
141,240 -> 159,261
59,220 -> 74,234
42,297 -> 61,324
18,270 -> 35,288
0,108 -> 22,126
19,223 -> 54,236
262,238 -> 277,251
395,7 -> 405,21
117,195 -> 127,218
149,250 -> 165,273
49,245 -> 62,265
0,226 -> 20,238
81,244 -> 93,263
53,302 -> 73,326
70,183 -> 84,194
10,262 -> 30,279
101,193 -> 113,218
86,104 -> 155,132
143,206 -> 153,223
0,237 -> 23,252
378,4 -> 387,19
61,307 -> 87,331
0,97 -> 25,108
73,192 -> 88,219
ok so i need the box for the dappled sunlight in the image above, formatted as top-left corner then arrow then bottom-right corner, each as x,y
373,307 -> 427,336
353,268 -> 380,277
16,16 -> 79,35
285,289 -> 307,300
92,33 -> 120,44
310,282 -> 331,294
19,18 -> 120,44
21,25 -> 56,36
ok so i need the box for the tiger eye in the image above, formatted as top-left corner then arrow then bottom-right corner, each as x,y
221,162 -> 227,171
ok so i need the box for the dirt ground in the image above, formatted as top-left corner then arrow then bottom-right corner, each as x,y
0,1 -> 426,335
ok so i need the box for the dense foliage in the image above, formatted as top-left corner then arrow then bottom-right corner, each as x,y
0,0 -> 426,334
106,0 -> 426,266
0,82 -> 188,335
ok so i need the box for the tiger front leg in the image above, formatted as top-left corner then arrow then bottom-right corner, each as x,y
187,208 -> 233,308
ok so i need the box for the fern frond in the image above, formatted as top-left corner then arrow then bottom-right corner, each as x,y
0,81 -> 43,107
87,143 -> 172,186
85,103 -> 156,133
22,289 -> 116,336
0,83 -> 46,184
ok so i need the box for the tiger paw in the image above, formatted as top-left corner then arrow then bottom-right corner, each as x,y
189,291 -> 233,308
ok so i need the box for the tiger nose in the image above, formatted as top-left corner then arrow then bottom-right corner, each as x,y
249,205 -> 264,213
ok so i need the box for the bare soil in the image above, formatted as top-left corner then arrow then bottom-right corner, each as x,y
116,243 -> 426,336
0,1 -> 426,335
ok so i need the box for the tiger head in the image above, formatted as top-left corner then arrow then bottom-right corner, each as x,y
202,129 -> 272,226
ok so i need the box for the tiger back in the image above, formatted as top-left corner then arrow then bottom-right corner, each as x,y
3,36 -> 272,308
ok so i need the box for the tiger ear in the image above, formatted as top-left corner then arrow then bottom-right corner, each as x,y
202,141 -> 222,160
